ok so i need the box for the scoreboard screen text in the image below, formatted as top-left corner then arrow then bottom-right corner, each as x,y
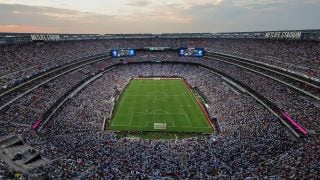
111,49 -> 136,58
178,48 -> 204,57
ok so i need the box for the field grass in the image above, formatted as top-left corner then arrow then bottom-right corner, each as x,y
108,78 -> 214,133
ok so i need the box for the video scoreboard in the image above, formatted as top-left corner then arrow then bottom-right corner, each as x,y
178,48 -> 204,57
111,48 -> 136,58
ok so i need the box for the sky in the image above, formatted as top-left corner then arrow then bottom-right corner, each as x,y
0,0 -> 319,33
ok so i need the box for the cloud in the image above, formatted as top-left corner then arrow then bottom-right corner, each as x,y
0,3 -> 192,33
126,0 -> 151,7
0,24 -> 61,33
0,0 -> 320,33
183,0 -> 224,7
0,4 -> 96,25
184,0 -> 320,32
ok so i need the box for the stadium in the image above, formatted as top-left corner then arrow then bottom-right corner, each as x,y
0,31 -> 319,179
0,1 -> 320,179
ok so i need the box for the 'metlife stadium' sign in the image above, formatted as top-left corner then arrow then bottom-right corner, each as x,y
265,31 -> 302,40
31,34 -> 60,41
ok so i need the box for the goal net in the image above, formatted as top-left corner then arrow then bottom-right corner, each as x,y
154,123 -> 166,130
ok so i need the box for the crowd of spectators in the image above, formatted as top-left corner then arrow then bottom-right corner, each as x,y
1,59 -> 114,126
206,39 -> 320,80
200,57 -> 320,131
0,39 -> 206,88
0,41 -> 105,88
0,38 -> 319,178
1,64 -> 309,178
0,158 -> 14,178
1,38 -> 318,88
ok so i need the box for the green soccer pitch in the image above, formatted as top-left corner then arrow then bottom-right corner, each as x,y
108,78 -> 214,133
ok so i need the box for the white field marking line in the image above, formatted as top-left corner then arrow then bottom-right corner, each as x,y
146,121 -> 174,128
126,95 -> 188,97
184,115 -> 210,128
128,112 -> 134,126
133,112 -> 187,115
182,82 -> 209,125
140,84 -> 165,86
138,112 -> 207,128
140,83 -> 165,86
111,91 -> 128,126
153,119 -> 209,129
153,111 -> 157,125
138,108 -> 209,129
129,113 -> 150,128
146,120 -> 174,124
145,121 -> 152,128
152,109 -> 170,114
112,125 -> 147,127
168,121 -> 174,127
141,81 -> 165,84
185,114 -> 192,127
148,91 -> 168,96
173,126 -> 212,128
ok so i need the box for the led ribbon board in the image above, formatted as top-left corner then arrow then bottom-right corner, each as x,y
111,48 -> 136,58
144,47 -> 171,51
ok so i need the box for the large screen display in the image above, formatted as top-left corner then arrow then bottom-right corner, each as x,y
111,48 -> 136,58
178,48 -> 204,57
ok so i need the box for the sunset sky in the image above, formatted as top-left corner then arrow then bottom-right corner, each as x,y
0,0 -> 319,33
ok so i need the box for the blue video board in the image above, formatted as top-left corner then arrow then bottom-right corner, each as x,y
111,48 -> 136,58
178,48 -> 204,57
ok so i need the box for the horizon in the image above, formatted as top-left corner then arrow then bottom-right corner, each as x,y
0,0 -> 320,33
0,29 -> 317,35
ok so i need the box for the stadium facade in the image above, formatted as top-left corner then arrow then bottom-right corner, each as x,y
1,29 -> 320,45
